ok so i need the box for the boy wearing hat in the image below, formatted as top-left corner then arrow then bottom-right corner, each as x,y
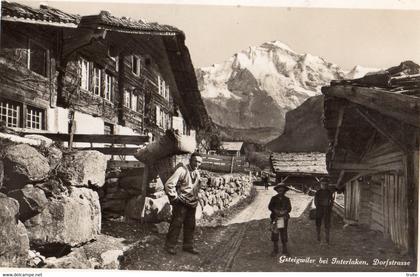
268,183 -> 292,256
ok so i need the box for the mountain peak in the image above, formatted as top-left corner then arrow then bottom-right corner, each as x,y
260,40 -> 296,54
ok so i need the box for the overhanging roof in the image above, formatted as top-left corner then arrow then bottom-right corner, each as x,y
270,152 -> 328,175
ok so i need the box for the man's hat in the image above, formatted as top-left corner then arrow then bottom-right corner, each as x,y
273,183 -> 289,192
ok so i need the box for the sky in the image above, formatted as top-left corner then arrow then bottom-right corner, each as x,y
16,0 -> 420,70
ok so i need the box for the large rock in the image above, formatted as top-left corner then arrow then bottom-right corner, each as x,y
202,205 -> 214,217
0,193 -> 30,267
125,195 -> 171,222
24,187 -> 101,247
58,151 -> 107,188
8,184 -> 48,222
3,144 -> 50,190
43,247 -> 93,269
82,234 -> 127,269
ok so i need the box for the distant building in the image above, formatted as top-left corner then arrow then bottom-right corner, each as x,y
220,141 -> 244,157
269,152 -> 328,190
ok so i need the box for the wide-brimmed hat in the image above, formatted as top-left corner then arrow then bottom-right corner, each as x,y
273,183 -> 289,192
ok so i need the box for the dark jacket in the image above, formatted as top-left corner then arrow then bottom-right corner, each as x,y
268,194 -> 292,221
314,189 -> 334,208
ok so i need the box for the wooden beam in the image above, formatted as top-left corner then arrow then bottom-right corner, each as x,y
63,28 -> 108,58
107,160 -> 145,168
356,107 -> 414,152
74,147 -> 140,155
331,106 -> 345,161
24,133 -> 149,145
323,85 -> 420,128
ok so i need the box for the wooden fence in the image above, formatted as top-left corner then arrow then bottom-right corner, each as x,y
200,154 -> 248,173
25,132 -> 148,168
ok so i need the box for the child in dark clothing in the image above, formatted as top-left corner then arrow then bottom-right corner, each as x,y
268,183 -> 292,256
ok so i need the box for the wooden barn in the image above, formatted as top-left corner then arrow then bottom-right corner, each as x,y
269,152 -> 328,191
0,1 -> 211,145
322,61 -> 420,256
220,141 -> 245,157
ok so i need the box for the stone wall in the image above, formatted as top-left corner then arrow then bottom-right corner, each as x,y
99,163 -> 252,223
0,135 -> 106,267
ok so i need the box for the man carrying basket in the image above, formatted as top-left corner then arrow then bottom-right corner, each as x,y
268,183 -> 292,256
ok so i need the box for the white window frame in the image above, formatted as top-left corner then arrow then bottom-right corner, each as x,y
80,58 -> 90,91
0,100 -> 21,128
93,66 -> 101,96
26,106 -> 44,130
124,90 -> 131,108
131,93 -> 138,112
104,73 -> 113,101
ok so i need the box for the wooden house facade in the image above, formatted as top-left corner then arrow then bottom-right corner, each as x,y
322,61 -> 420,255
269,152 -> 328,190
0,2 -> 211,143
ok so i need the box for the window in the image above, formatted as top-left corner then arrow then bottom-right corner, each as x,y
93,67 -> 101,96
28,40 -> 47,77
132,55 -> 141,76
79,57 -> 115,102
104,73 -> 114,101
80,58 -> 90,91
26,106 -> 44,130
124,90 -> 131,108
0,99 -> 45,130
0,100 -> 21,128
131,94 -> 138,112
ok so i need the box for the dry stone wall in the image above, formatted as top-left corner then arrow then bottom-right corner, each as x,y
0,135 -> 106,266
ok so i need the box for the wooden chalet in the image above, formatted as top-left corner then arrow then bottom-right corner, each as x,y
0,1 -> 211,145
322,61 -> 420,255
220,141 -> 244,157
269,152 -> 328,189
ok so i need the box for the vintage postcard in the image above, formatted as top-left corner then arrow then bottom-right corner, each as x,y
0,0 -> 418,275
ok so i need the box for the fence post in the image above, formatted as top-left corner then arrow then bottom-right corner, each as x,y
230,156 -> 234,174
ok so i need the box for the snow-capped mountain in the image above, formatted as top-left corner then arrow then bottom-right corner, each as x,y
196,41 -> 346,144
345,65 -> 381,79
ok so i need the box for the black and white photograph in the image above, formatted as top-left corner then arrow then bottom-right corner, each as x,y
0,0 -> 419,274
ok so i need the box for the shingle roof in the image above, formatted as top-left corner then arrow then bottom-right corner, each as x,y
270,152 -> 328,175
221,141 -> 244,152
1,1 -> 80,27
79,11 -> 182,36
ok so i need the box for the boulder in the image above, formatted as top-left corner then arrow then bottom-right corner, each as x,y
58,151 -> 107,188
43,247 -> 93,269
44,147 -> 63,170
8,184 -> 48,221
147,178 -> 164,194
202,205 -> 214,217
100,250 -> 123,269
82,234 -> 127,269
3,144 -> 50,190
125,195 -> 171,222
154,222 -> 170,234
24,187 -> 101,247
195,203 -> 203,220
0,194 -> 30,267
23,135 -> 54,147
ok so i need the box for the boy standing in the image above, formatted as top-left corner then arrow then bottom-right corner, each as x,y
268,183 -> 292,256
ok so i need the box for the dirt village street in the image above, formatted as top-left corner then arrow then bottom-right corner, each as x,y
104,185 -> 416,272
